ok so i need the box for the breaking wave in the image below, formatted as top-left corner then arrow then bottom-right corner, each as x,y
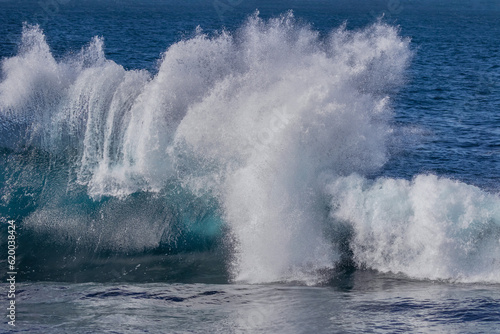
1,12 -> 499,284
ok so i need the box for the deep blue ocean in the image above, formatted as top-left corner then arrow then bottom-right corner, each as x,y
1,0 -> 500,333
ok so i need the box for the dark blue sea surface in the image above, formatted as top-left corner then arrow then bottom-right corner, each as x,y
0,0 -> 499,332
6,275 -> 500,333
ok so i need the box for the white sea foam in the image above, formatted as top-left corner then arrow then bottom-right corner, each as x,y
327,174 -> 500,283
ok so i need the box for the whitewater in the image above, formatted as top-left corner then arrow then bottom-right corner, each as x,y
1,12 -> 499,287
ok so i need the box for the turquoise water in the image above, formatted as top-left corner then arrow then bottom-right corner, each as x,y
1,0 -> 500,332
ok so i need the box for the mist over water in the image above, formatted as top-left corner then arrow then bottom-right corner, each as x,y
1,12 -> 499,285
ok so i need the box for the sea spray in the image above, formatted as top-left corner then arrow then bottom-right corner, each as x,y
172,14 -> 410,283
